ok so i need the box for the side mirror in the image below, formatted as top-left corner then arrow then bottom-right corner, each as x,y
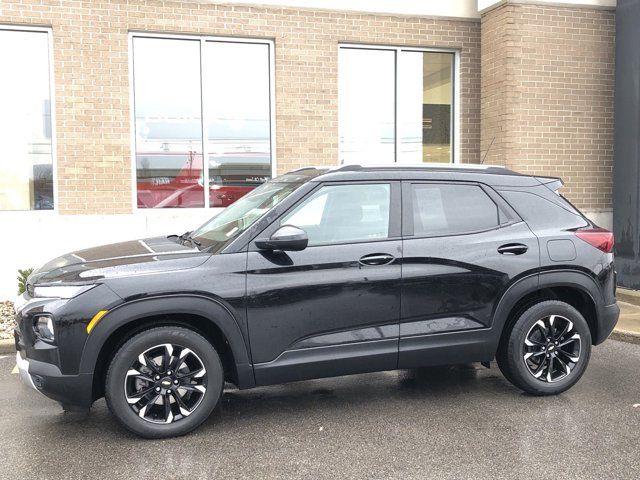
255,225 -> 308,251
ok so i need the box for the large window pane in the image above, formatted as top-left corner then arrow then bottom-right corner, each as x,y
133,37 -> 203,208
398,52 -> 453,164
0,29 -> 53,210
339,46 -> 454,165
339,48 -> 395,165
204,42 -> 271,207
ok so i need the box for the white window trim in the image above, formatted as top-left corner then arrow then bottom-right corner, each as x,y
128,31 -> 277,213
0,25 -> 58,214
338,43 -> 460,164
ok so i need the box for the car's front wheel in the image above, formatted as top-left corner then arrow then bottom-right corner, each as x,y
497,300 -> 592,395
105,326 -> 223,438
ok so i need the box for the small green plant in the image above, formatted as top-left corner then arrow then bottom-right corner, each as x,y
17,268 -> 34,296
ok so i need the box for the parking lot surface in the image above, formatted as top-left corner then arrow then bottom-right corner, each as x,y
0,340 -> 638,480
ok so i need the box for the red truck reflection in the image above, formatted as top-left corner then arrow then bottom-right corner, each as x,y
137,152 -> 268,208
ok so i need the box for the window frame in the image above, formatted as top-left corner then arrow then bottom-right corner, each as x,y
249,181 -> 402,250
338,43 -> 460,165
0,25 -> 57,213
401,181 -> 520,239
128,31 -> 276,212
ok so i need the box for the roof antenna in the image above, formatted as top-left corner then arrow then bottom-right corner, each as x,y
480,137 -> 495,165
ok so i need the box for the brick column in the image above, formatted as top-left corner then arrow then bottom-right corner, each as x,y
480,1 -> 615,218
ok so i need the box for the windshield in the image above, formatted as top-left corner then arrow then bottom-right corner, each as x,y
190,170 -> 323,252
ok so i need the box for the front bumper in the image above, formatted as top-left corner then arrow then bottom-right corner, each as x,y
15,330 -> 94,409
15,351 -> 39,392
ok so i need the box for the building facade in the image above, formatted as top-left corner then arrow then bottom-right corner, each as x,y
0,0 -> 616,298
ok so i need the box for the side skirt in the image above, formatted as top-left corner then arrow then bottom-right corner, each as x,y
398,328 -> 496,369
253,339 -> 398,386
252,327 -> 500,387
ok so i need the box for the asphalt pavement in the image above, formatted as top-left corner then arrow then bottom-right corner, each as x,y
0,340 -> 638,480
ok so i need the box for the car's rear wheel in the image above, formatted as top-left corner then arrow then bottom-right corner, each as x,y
105,326 -> 223,438
497,300 -> 592,395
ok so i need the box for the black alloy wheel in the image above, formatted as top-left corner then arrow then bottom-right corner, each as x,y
496,300 -> 591,396
523,315 -> 581,383
125,343 -> 208,424
105,327 -> 223,438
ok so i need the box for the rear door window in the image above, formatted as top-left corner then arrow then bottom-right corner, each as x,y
410,183 -> 500,236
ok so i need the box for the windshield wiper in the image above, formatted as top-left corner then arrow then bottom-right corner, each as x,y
177,231 -> 202,249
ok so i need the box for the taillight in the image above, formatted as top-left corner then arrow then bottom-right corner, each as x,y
574,227 -> 614,253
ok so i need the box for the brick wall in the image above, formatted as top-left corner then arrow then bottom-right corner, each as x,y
481,3 -> 615,211
0,0 -> 481,215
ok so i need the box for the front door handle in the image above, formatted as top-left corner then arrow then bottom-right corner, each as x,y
497,243 -> 529,255
358,253 -> 395,266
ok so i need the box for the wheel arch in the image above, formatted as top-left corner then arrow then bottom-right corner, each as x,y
80,295 -> 255,401
492,270 -> 603,352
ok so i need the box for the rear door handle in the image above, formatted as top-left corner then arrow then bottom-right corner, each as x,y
358,253 -> 395,266
497,243 -> 529,255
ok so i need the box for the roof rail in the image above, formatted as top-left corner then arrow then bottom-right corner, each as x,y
290,163 -> 510,173
330,163 -> 508,170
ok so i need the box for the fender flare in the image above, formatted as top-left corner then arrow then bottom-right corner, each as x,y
79,294 -> 254,387
490,269 -> 604,348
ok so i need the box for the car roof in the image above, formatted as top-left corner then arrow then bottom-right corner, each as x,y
290,163 -> 545,187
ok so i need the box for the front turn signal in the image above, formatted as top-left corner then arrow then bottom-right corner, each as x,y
86,310 -> 109,334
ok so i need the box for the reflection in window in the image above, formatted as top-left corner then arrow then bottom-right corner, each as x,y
0,29 -> 54,211
398,52 -> 453,163
339,48 -> 395,165
339,46 -> 454,165
132,36 -> 273,209
411,184 -> 499,236
282,184 -> 391,245
204,42 -> 272,207
133,37 -> 203,208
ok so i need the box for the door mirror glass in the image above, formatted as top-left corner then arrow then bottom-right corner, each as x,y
255,225 -> 308,251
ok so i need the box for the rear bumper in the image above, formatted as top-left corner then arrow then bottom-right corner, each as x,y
595,302 -> 620,345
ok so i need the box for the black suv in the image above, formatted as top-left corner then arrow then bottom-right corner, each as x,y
14,165 -> 619,438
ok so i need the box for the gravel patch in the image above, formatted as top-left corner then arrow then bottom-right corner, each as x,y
1,301 -> 15,340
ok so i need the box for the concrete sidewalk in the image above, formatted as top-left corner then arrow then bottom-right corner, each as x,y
612,288 -> 640,344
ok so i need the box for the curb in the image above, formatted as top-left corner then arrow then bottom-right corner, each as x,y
610,330 -> 640,345
0,339 -> 15,355
616,288 -> 640,307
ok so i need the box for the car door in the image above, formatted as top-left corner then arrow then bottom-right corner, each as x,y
246,181 -> 402,385
399,181 -> 540,368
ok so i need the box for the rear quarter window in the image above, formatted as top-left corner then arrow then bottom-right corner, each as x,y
498,190 -> 588,231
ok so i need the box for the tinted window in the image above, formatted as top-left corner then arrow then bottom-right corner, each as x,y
411,183 -> 499,236
282,184 -> 391,245
499,190 -> 588,231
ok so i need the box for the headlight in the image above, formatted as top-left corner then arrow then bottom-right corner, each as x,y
33,284 -> 96,299
34,315 -> 55,341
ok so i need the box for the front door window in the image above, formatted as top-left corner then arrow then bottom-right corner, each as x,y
281,183 -> 391,245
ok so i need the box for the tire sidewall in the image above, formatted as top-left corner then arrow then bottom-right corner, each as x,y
105,327 -> 223,438
507,301 -> 592,395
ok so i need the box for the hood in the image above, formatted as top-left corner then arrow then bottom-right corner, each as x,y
30,236 -> 210,285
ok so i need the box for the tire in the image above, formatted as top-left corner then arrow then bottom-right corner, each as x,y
496,300 -> 591,395
105,326 -> 224,438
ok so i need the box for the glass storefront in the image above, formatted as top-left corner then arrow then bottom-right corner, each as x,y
132,35 -> 273,209
339,46 -> 455,165
0,28 -> 54,211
